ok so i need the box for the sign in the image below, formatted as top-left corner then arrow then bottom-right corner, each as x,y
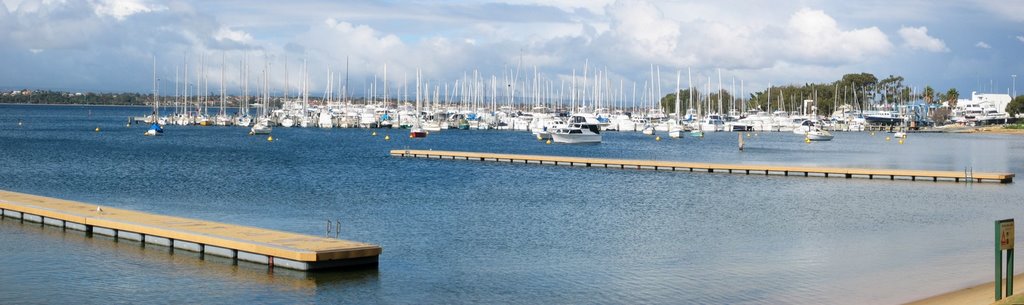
1002,220 -> 1015,250
997,219 -> 1016,301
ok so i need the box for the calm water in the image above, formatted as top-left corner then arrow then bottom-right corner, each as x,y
1,104 -> 1022,304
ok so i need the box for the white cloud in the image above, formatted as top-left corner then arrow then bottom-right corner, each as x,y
897,26 -> 948,52
603,0 -> 680,61
783,8 -> 892,63
975,41 -> 991,49
213,26 -> 252,43
93,0 -> 164,21
1017,35 -> 1024,43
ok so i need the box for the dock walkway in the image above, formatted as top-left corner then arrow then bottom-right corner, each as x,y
0,189 -> 381,271
390,149 -> 1014,184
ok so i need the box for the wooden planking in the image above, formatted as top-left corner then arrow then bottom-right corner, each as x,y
390,149 -> 1014,183
0,190 -> 381,262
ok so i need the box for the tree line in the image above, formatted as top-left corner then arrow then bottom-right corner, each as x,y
659,73 -> 963,117
0,90 -> 152,105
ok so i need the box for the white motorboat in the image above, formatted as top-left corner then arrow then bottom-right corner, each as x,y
551,115 -> 603,144
699,115 -> 725,132
806,129 -> 834,141
551,123 -> 602,144
795,120 -> 833,141
531,116 -> 564,140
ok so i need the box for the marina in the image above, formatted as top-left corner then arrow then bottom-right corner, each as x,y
390,149 -> 1015,183
1,104 -> 1023,304
2,0 -> 1024,303
0,189 -> 381,271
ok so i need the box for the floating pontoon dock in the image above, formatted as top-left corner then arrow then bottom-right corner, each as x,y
390,150 -> 1014,184
0,190 -> 381,271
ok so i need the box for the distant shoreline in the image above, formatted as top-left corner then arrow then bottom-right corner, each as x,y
0,103 -> 149,108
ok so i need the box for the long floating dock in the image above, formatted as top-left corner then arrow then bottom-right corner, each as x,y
0,190 -> 381,271
390,149 -> 1014,184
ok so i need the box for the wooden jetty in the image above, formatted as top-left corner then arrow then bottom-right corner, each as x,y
0,189 -> 381,271
390,149 -> 1014,184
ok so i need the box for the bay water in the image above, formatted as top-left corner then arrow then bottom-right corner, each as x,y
1,104 -> 1022,304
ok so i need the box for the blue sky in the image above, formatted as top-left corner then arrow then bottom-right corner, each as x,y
0,0 -> 1021,97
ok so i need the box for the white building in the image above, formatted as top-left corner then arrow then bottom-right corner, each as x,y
951,91 -> 1011,124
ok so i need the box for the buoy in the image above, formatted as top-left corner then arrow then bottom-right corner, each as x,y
805,138 -> 811,143
125,123 -> 131,128
372,131 -> 377,136
898,139 -> 904,145
655,136 -> 661,141
885,136 -> 891,141
94,127 -> 100,132
409,134 -> 414,138
384,135 -> 390,141
871,132 -> 875,136
249,131 -> 254,135
746,133 -> 750,137
536,134 -> 542,140
267,136 -> 273,142
545,139 -> 551,144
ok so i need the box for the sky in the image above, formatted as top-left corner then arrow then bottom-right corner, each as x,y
0,0 -> 1022,98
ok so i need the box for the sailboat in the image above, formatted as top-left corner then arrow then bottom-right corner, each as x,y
687,69 -> 704,137
668,70 -> 685,138
410,69 -> 427,138
250,60 -> 272,135
145,56 -> 164,136
215,53 -> 232,126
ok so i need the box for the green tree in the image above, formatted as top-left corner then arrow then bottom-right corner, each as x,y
660,89 -> 702,114
946,88 -> 960,107
922,86 -> 934,104
839,73 -> 878,111
1007,95 -> 1024,116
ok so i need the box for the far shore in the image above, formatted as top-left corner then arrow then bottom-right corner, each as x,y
907,273 -> 1024,305
0,103 -> 150,107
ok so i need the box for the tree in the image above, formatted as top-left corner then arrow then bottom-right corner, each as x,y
922,86 -> 934,104
1007,95 -> 1024,117
839,73 -> 878,111
946,88 -> 960,107
877,75 -> 906,104
659,89 -> 701,115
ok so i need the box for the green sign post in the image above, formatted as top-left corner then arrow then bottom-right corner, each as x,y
996,219 -> 1015,300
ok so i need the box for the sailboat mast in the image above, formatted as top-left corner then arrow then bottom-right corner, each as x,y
675,70 -> 681,123
152,56 -> 158,117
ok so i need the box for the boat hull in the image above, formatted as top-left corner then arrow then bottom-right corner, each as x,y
551,133 -> 601,144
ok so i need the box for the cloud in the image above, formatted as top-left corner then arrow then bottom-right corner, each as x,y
1,0 -> 1012,96
603,0 -> 680,61
1017,35 -> 1024,43
975,41 -> 991,49
93,0 -> 165,21
897,26 -> 948,52
783,8 -> 892,63
977,0 -> 1024,22
213,26 -> 252,43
